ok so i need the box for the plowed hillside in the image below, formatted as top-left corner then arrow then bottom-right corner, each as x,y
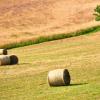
0,0 -> 100,46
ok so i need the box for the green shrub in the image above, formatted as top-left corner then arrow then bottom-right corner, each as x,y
94,5 -> 100,21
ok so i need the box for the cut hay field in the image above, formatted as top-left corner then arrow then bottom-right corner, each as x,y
0,32 -> 100,100
0,0 -> 100,46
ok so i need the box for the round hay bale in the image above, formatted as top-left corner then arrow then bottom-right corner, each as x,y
0,55 -> 10,65
10,55 -> 18,65
0,49 -> 7,55
48,69 -> 71,86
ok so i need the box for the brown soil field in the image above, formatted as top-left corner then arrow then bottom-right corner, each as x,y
0,0 -> 100,46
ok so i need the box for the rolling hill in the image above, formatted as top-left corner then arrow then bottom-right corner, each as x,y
0,0 -> 100,46
0,1 -> 100,99
0,32 -> 100,100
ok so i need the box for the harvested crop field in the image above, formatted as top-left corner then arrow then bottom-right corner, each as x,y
0,0 -> 100,46
0,32 -> 100,100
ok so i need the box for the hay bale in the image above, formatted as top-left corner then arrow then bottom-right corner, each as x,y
0,55 -> 10,65
10,55 -> 18,65
0,55 -> 18,65
0,49 -> 7,55
48,69 -> 71,86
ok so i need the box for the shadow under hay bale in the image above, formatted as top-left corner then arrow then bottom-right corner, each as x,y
69,83 -> 88,87
48,69 -> 71,86
10,55 -> 18,65
0,49 -> 7,55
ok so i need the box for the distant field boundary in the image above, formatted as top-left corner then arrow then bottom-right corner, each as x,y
1,25 -> 100,49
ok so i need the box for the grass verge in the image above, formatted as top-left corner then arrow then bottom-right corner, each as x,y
1,25 -> 100,49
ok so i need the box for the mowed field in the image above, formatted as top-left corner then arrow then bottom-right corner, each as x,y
0,32 -> 100,100
0,0 -> 100,46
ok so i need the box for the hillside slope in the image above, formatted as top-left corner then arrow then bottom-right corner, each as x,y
0,32 -> 100,100
0,0 -> 100,46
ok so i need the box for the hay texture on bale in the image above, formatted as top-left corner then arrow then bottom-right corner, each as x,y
0,55 -> 18,66
0,55 -> 10,65
0,49 -> 7,55
48,69 -> 71,86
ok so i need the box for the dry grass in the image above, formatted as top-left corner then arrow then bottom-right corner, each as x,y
0,0 -> 100,46
0,32 -> 100,100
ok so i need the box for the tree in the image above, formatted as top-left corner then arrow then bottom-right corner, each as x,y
94,5 -> 100,21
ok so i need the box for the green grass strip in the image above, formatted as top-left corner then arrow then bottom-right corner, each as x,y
1,25 -> 100,49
